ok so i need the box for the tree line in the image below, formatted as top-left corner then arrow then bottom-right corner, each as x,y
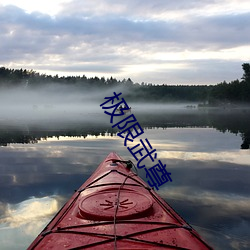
208,63 -> 250,105
0,63 -> 249,104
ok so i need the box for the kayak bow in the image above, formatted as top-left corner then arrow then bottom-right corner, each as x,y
28,152 -> 213,249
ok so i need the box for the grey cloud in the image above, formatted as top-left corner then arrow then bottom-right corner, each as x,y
60,0 -> 216,18
1,4 -> 249,50
133,59 -> 244,85
184,13 -> 250,49
39,64 -> 121,74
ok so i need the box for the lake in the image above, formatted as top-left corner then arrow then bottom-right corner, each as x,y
0,103 -> 250,249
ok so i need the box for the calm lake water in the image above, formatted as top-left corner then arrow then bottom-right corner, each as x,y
0,104 -> 250,249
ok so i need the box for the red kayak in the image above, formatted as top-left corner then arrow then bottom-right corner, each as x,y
28,152 -> 213,249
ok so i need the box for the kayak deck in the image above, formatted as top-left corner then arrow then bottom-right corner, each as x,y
28,152 -> 213,249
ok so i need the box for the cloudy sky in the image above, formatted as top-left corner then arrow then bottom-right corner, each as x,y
0,0 -> 250,85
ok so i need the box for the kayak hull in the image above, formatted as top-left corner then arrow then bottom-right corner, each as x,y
28,152 -> 213,249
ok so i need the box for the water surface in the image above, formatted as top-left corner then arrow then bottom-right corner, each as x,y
0,105 -> 250,249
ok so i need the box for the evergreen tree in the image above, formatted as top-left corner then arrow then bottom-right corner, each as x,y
242,63 -> 250,83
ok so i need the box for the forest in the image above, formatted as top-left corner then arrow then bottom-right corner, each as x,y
0,63 -> 250,105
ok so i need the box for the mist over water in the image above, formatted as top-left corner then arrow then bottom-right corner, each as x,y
0,85 -> 101,122
1,84 -> 250,148
0,84 -> 198,125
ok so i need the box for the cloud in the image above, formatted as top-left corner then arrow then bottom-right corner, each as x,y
0,1 -> 250,84
0,196 -> 59,229
158,186 -> 250,216
58,0 -> 242,19
0,196 -> 61,249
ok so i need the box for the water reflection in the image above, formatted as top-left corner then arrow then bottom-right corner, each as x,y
163,190 -> 250,250
0,107 -> 250,249
0,107 -> 250,149
0,196 -> 59,228
0,196 -> 62,250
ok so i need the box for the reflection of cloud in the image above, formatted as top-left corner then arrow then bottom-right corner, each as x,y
0,196 -> 62,249
0,202 -> 7,218
158,186 -> 250,216
158,186 -> 250,249
43,134 -> 120,142
5,137 -> 123,177
158,150 -> 250,166
0,196 -> 59,231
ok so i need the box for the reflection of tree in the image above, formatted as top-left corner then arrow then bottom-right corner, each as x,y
139,109 -> 250,150
0,131 -> 38,146
204,110 -> 250,150
0,123 -> 118,146
241,133 -> 250,149
0,109 -> 250,149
